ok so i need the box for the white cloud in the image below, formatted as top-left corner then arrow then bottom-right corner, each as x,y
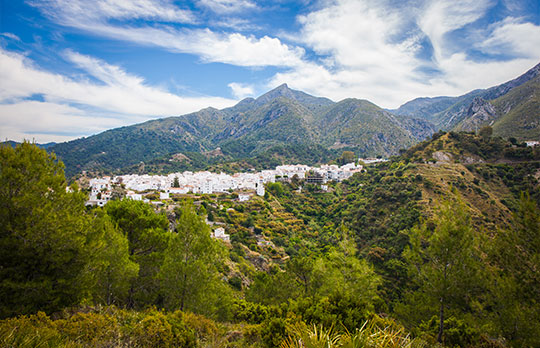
30,0 -> 305,68
0,48 -> 237,142
418,0 -> 494,61
84,25 -> 306,67
0,101 -> 128,143
19,0 -> 540,113
198,0 -> 257,14
269,0 -> 540,108
0,32 -> 21,41
479,18 -> 540,58
228,82 -> 255,99
29,0 -> 196,23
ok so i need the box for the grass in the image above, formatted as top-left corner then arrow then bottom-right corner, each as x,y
280,317 -> 430,348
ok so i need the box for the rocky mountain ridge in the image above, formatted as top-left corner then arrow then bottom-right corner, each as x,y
391,62 -> 540,137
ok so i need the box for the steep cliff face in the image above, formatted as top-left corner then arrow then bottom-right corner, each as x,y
455,97 -> 497,131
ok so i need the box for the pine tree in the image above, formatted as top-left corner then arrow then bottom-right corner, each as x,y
489,193 -> 540,347
0,142 -> 88,317
159,203 -> 229,316
105,199 -> 169,307
83,210 -> 139,305
403,194 -> 482,344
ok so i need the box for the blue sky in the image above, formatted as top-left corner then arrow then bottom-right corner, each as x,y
1,0 -> 539,143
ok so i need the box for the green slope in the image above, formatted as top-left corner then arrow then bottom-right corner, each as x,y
50,85 -> 435,176
317,99 -> 432,155
492,75 -> 540,140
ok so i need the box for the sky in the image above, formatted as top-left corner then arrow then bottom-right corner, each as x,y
1,0 -> 539,143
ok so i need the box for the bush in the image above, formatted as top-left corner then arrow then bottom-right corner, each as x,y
420,315 -> 479,347
261,317 -> 289,348
0,307 -> 198,348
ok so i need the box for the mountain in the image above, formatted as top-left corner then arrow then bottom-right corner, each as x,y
390,96 -> 458,121
392,62 -> 540,134
45,62 -> 538,177
315,98 -> 433,154
1,140 -> 57,149
246,83 -> 334,113
491,74 -> 540,139
49,84 -> 433,176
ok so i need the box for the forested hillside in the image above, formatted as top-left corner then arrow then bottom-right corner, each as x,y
1,135 -> 539,347
47,84 -> 433,177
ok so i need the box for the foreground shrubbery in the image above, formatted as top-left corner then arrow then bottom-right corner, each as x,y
0,307 -> 431,348
0,307 -> 199,348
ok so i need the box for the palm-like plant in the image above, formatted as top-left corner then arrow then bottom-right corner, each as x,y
280,317 -> 429,348
281,322 -> 341,348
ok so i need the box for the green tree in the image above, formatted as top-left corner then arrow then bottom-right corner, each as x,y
314,239 -> 381,306
83,210 -> 139,305
338,151 -> 356,165
267,182 -> 285,197
0,142 -> 89,317
246,269 -> 300,306
479,125 -> 493,140
402,195 -> 482,344
286,256 -> 316,297
105,199 -> 169,307
489,193 -> 540,347
159,203 -> 230,317
172,176 -> 180,188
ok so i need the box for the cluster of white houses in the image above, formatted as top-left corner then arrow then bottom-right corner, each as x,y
87,162 -> 363,207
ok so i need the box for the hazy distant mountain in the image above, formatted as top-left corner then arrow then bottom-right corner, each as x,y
1,141 -> 57,149
390,96 -> 458,121
392,62 -> 540,134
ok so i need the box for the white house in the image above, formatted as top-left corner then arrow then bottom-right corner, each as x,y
238,194 -> 251,202
213,227 -> 230,242
168,187 -> 188,194
85,199 -> 107,207
200,180 -> 213,194
256,181 -> 265,196
126,192 -> 142,201
159,192 -> 170,200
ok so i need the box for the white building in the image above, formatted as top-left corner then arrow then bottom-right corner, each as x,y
85,199 -> 108,207
238,194 -> 251,202
200,180 -> 214,194
256,181 -> 265,196
126,192 -> 142,201
159,192 -> 170,200
213,227 -> 230,242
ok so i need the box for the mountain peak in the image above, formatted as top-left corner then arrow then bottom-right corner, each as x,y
256,83 -> 294,103
252,83 -> 334,112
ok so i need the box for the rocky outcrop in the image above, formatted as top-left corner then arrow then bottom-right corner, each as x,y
456,97 -> 497,131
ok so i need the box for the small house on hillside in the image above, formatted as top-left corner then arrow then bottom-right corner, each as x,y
213,227 -> 230,242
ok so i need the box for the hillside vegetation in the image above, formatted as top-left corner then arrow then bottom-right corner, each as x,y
1,135 -> 539,347
48,84 -> 433,177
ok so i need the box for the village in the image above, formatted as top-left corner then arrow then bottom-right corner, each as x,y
84,161 -> 376,243
86,162 -> 368,206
